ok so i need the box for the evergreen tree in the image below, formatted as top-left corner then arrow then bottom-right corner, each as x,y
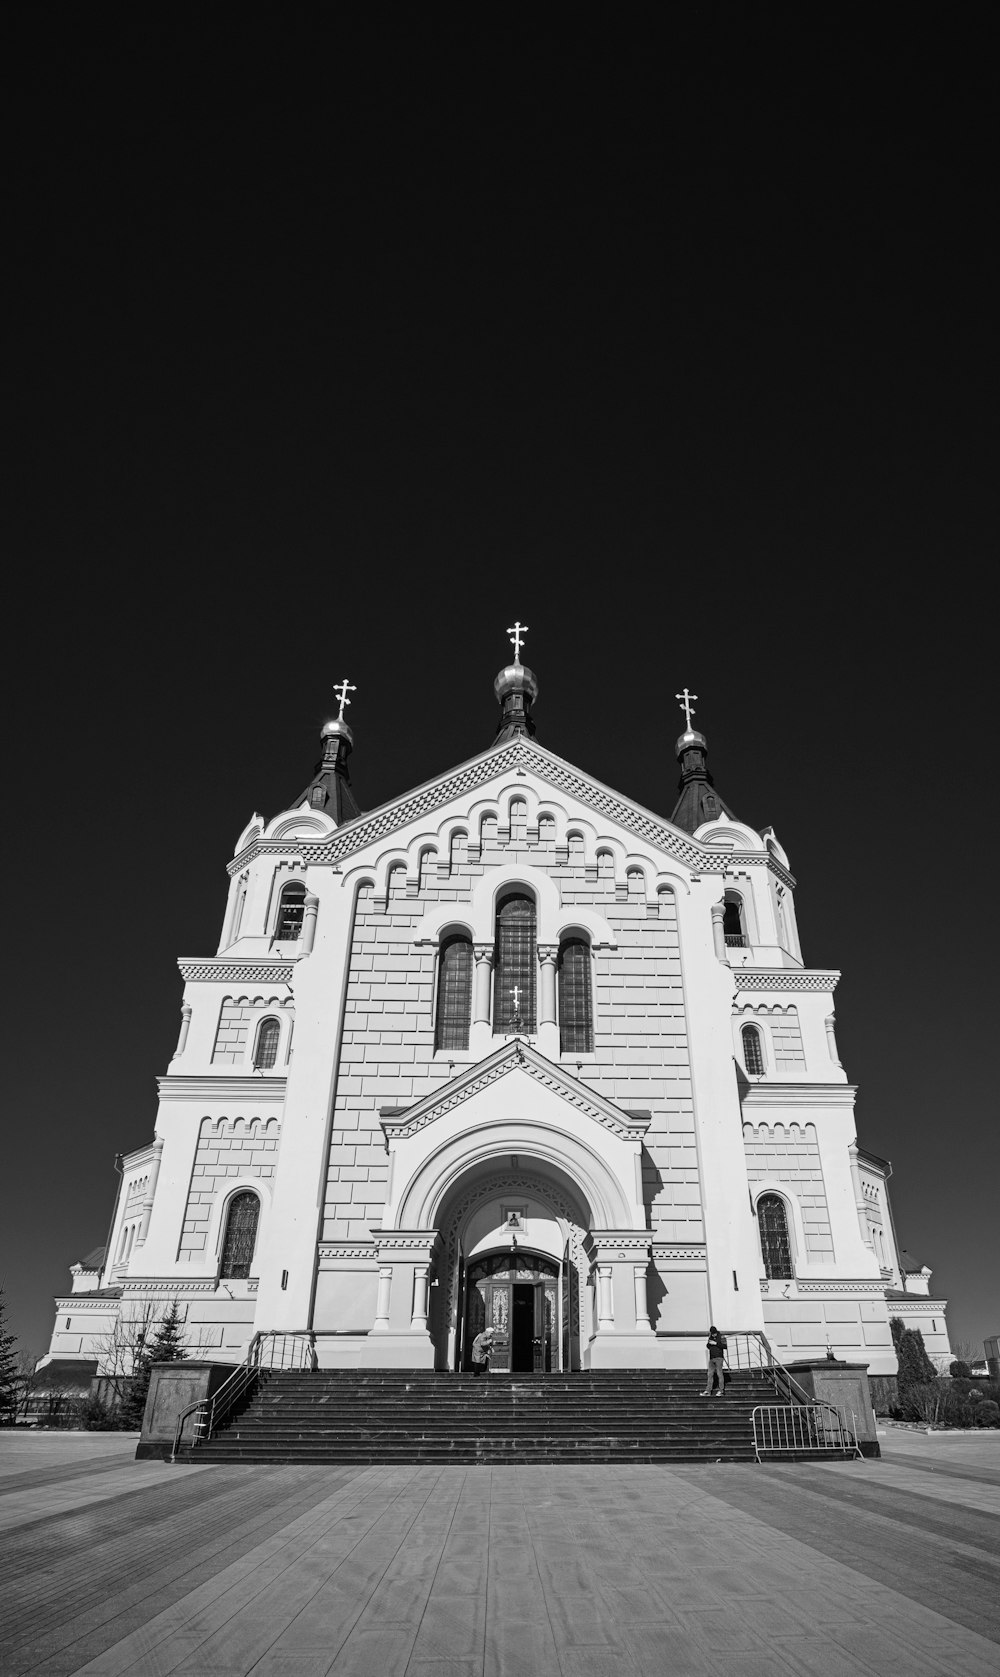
0,1289 -> 19,1426
119,1300 -> 187,1431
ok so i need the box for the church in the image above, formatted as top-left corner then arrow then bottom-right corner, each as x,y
43,631 -> 949,1382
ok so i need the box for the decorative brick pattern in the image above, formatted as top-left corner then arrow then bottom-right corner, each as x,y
211,996 -> 293,1066
742,1121 -> 833,1259
178,1116 -> 280,1260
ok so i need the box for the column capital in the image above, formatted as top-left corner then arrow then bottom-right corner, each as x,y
537,943 -> 559,965
473,943 -> 495,965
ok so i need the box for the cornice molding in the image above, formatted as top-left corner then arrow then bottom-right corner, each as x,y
591,1232 -> 653,1257
54,1296 -> 121,1310
378,1040 -> 651,1142
178,959 -> 298,984
773,1278 -> 887,1295
741,1084 -> 858,1108
318,1243 -> 376,1262
157,1076 -> 287,1102
651,1244 -> 707,1263
222,737 -> 795,886
885,1296 -> 948,1312
122,1277 -> 227,1294
734,970 -> 839,992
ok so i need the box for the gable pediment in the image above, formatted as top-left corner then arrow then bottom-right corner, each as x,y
291,737 -> 766,877
378,1040 -> 651,1142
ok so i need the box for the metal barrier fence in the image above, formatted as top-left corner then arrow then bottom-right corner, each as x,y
752,1403 -> 861,1461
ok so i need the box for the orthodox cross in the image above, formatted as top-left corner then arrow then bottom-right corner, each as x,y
507,621 -> 528,663
675,687 -> 697,730
333,678 -> 357,719
510,985 -> 521,1013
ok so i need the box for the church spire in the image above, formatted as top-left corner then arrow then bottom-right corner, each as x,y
669,690 -> 738,834
289,677 -> 363,824
493,620 -> 539,743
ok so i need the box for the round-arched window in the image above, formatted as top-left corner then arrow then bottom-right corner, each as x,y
254,1018 -> 281,1070
742,1024 -> 764,1076
757,1193 -> 793,1280
220,1191 -> 260,1279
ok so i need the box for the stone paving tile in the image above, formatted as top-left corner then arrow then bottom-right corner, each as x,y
2,1440 -> 1000,1675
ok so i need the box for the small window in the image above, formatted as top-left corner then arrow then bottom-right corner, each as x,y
254,1017 -> 280,1070
758,1193 -> 793,1280
742,1024 -> 764,1076
275,881 -> 306,940
723,892 -> 748,947
558,937 -> 593,1054
220,1191 -> 260,1280
435,934 -> 473,1051
493,891 -> 537,1033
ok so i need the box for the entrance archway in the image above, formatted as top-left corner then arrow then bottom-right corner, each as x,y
427,1161 -> 592,1372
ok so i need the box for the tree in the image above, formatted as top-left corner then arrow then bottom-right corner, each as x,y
0,1289 -> 19,1425
118,1300 -> 187,1431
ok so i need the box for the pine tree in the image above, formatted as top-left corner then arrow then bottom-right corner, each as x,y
119,1300 -> 187,1431
0,1289 -> 19,1426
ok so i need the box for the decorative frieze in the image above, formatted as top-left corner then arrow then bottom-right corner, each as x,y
178,960 -> 299,984
735,971 -> 840,993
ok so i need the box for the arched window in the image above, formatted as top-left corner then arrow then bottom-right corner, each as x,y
757,1193 -> 793,1279
723,891 -> 748,947
435,934 -> 472,1051
742,1024 -> 764,1076
275,881 -> 306,940
493,891 -> 536,1033
220,1191 -> 260,1279
254,1017 -> 281,1070
558,937 -> 593,1054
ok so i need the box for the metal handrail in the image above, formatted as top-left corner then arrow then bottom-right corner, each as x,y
724,1330 -> 831,1407
170,1329 -> 317,1460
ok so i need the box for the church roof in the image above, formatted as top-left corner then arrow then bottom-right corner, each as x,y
898,1249 -> 927,1273
287,721 -> 362,825
79,1245 -> 107,1270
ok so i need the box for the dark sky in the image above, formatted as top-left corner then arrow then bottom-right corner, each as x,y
5,11 -> 997,1361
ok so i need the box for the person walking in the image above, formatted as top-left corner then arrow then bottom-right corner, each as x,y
470,1327 -> 497,1377
700,1325 -> 728,1396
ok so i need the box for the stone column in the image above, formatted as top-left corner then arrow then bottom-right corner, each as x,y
597,1266 -> 614,1327
633,1264 -> 651,1331
710,901 -> 727,962
300,893 -> 320,954
135,1138 -> 164,1248
373,1266 -> 393,1331
537,945 -> 558,1026
172,1002 -> 192,1060
473,944 -> 494,1024
411,1267 -> 430,1331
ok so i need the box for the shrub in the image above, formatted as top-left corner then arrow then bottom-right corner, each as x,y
975,1400 -> 999,1428
950,1360 -> 973,1379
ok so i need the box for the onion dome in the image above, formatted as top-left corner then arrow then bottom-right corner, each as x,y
286,682 -> 362,824
493,621 -> 538,743
670,698 -> 739,834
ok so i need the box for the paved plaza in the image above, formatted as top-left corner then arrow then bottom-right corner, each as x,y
1,1429 -> 998,1676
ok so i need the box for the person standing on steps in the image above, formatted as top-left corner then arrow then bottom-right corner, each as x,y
700,1325 -> 728,1396
470,1327 -> 497,1377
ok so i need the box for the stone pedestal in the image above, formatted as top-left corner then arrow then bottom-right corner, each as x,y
784,1359 -> 880,1456
136,1359 -> 239,1461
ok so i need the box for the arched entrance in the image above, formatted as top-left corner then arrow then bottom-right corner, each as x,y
463,1250 -> 573,1373
427,1161 -> 591,1372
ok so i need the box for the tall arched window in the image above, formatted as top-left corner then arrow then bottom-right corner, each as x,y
220,1191 -> 260,1279
435,934 -> 472,1050
757,1193 -> 793,1279
275,881 -> 306,940
742,1024 -> 764,1076
493,891 -> 536,1033
254,1017 -> 281,1070
558,937 -> 593,1054
723,891 -> 748,947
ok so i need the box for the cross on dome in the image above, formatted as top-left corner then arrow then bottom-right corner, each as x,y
507,621 -> 528,663
675,687 -> 697,730
333,678 -> 357,720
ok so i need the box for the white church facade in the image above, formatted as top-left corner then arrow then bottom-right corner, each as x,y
44,637 -> 949,1380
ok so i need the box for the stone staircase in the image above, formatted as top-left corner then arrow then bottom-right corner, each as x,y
179,1368 -> 791,1464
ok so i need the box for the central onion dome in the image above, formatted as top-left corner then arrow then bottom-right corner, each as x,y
320,715 -> 354,750
492,621 -> 538,742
